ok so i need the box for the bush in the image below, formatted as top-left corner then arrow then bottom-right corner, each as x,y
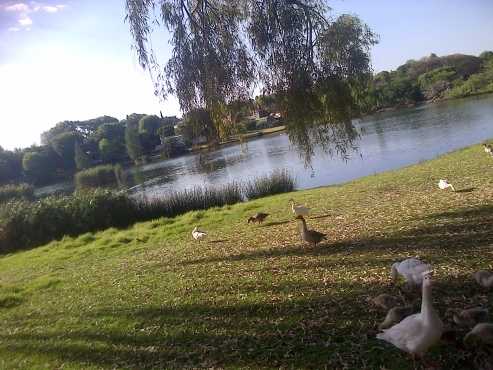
0,184 -> 34,204
0,170 -> 295,252
243,169 -> 295,200
136,182 -> 243,220
75,165 -> 123,190
0,190 -> 138,252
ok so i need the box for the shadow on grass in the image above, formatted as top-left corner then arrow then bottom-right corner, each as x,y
181,204 -> 493,267
0,281 -> 436,370
454,187 -> 476,193
259,220 -> 291,227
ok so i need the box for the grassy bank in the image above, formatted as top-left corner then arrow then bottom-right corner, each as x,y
0,144 -> 492,369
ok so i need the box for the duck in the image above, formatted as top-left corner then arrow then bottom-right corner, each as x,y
247,212 -> 269,224
295,215 -> 326,246
391,258 -> 432,288
369,293 -> 401,311
289,199 -> 310,217
438,179 -> 455,191
192,226 -> 207,240
379,306 -> 415,330
464,323 -> 493,346
473,270 -> 493,289
452,307 -> 489,328
377,273 -> 443,359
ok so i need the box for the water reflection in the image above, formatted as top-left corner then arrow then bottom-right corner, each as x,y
125,94 -> 493,199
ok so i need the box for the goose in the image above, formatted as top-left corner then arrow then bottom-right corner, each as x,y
192,226 -> 207,240
289,199 -> 310,217
377,273 -> 443,360
473,270 -> 493,289
295,215 -> 326,246
464,323 -> 493,346
379,306 -> 415,330
247,212 -> 269,224
483,144 -> 493,157
391,258 -> 432,288
369,294 -> 401,311
438,179 -> 455,191
452,307 -> 489,328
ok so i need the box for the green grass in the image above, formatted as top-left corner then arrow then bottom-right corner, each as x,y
0,144 -> 492,369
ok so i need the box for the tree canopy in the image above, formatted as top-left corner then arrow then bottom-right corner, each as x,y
125,0 -> 378,163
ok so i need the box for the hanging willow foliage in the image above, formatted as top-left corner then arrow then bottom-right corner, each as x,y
125,0 -> 378,164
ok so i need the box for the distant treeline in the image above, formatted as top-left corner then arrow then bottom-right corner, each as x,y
0,51 -> 492,188
358,51 -> 493,113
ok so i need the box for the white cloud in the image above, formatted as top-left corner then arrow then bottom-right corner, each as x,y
18,14 -> 32,26
4,3 -> 29,12
1,2 -> 67,30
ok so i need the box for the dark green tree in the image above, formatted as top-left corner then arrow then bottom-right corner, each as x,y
74,142 -> 92,170
50,132 -> 79,169
22,149 -> 58,185
125,0 -> 378,164
125,121 -> 144,164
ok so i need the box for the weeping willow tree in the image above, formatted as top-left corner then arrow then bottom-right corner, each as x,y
125,0 -> 377,164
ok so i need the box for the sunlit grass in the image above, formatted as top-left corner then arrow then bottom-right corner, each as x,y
0,144 -> 492,369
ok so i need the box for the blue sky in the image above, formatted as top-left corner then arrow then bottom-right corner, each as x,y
0,0 -> 492,150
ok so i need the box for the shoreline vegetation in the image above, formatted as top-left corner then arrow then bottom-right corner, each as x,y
0,170 -> 295,253
0,143 -> 492,369
0,51 -> 492,191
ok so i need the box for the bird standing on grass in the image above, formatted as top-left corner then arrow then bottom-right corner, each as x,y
289,199 -> 310,217
192,226 -> 207,241
483,144 -> 493,157
473,270 -> 493,289
438,179 -> 455,191
391,258 -> 432,289
295,215 -> 326,246
377,273 -> 443,364
247,212 -> 269,224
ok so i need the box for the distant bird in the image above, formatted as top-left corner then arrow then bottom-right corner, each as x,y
452,307 -> 489,328
295,215 -> 326,246
391,258 -> 432,288
464,323 -> 493,346
289,199 -> 310,217
438,179 -> 455,191
473,270 -> 493,289
247,212 -> 269,224
379,306 -> 415,330
377,273 -> 443,360
483,143 -> 493,157
369,293 -> 401,311
192,226 -> 207,240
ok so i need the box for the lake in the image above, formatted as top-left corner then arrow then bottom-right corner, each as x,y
124,94 -> 493,199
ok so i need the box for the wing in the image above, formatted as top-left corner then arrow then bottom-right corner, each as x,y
377,314 -> 423,353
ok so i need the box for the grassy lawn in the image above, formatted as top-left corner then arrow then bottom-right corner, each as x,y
0,144 -> 492,369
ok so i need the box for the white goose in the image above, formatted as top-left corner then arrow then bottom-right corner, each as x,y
391,258 -> 432,288
473,270 -> 493,289
289,199 -> 310,217
377,273 -> 443,359
192,226 -> 207,240
438,179 -> 455,191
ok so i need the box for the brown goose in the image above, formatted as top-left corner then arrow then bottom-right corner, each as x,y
247,212 -> 269,224
295,215 -> 326,246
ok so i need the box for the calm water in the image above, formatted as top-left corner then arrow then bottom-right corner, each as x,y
124,94 -> 493,199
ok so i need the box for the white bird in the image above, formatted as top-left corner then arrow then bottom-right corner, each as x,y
391,258 -> 432,288
192,226 -> 207,240
289,199 -> 310,217
483,144 -> 493,157
377,273 -> 444,359
473,270 -> 493,289
438,179 -> 455,191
